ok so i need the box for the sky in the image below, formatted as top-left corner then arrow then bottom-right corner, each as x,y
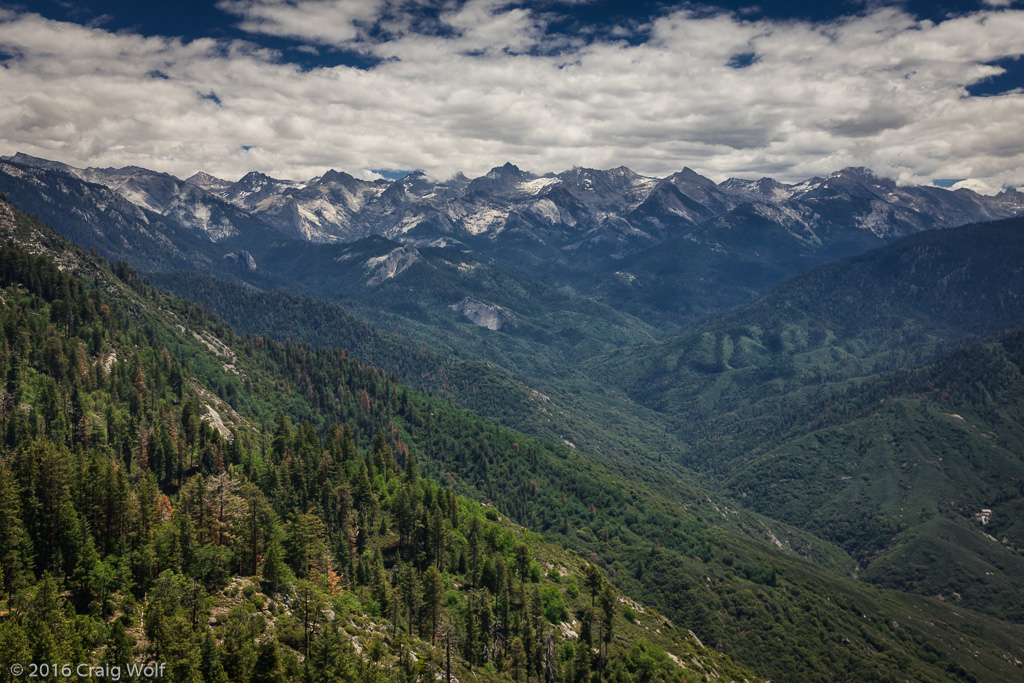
0,1 -> 1022,192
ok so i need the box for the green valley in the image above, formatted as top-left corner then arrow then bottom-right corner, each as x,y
3,196 -> 1024,681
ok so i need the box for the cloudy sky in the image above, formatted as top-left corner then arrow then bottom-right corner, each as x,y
1,0 -> 1022,191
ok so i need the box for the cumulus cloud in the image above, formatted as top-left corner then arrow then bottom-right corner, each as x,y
0,3 -> 1022,189
950,178 -> 1002,195
216,0 -> 387,45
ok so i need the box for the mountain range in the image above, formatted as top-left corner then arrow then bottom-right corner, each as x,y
4,152 -> 1024,681
4,152 -> 1023,329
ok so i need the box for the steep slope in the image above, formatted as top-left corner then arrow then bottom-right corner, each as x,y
0,160 -> 218,271
0,159 -> 702,511
725,329 -> 1024,621
5,198 -> 1024,681
585,217 -> 1024,625
590,168 -> 1024,326
0,197 -> 760,683
16,155 -> 1024,474
590,217 -> 1024,458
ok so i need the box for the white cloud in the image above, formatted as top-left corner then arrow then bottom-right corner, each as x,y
216,0 -> 387,45
0,4 -> 1022,189
950,178 -> 1002,195
439,0 -> 546,54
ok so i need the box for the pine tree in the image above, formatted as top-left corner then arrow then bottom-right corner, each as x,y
306,621 -> 358,683
584,563 -> 603,608
287,512 -> 328,579
0,617 -> 31,683
102,620 -> 136,673
251,639 -> 285,683
397,562 -> 419,636
421,565 -> 444,644
513,542 -> 531,584
199,631 -> 230,683
509,636 -> 526,682
463,591 -> 477,665
370,550 -> 392,619
598,586 -> 616,673
220,606 -> 258,683
294,579 -> 326,659
0,463 -> 28,594
261,536 -> 290,593
29,573 -> 77,665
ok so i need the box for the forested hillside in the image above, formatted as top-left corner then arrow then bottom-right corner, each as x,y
4,200 -> 1024,681
590,217 -> 1024,468
724,329 -> 1024,621
0,204 -> 754,682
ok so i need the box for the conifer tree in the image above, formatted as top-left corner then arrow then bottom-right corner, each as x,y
199,631 -> 230,683
261,537 -> 290,593
294,579 -> 326,659
584,563 -> 603,608
509,636 -> 526,682
0,463 -> 28,594
251,639 -> 285,683
397,562 -> 419,636
307,621 -> 358,683
99,620 -> 134,677
421,565 -> 444,644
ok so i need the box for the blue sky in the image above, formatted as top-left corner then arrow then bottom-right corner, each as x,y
1,1 -> 1022,191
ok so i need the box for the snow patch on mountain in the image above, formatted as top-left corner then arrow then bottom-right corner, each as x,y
518,177 -> 559,195
165,199 -> 239,241
630,175 -> 660,195
403,236 -> 453,248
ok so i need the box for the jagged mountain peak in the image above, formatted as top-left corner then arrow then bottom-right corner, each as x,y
485,162 -> 530,180
375,171 -> 437,205
185,171 -> 231,190
719,176 -> 795,203
666,166 -> 718,186
225,170 -> 299,197
792,166 -> 898,202
442,171 -> 473,189
235,170 -> 276,186
395,170 -> 431,189
5,152 -> 1024,285
651,167 -> 735,215
558,165 -> 646,188
315,168 -> 361,187
829,166 -> 886,180
117,165 -> 172,177
465,164 -> 536,197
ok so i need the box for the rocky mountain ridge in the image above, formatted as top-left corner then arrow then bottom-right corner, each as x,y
4,152 -> 1024,331
6,152 -> 1022,252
